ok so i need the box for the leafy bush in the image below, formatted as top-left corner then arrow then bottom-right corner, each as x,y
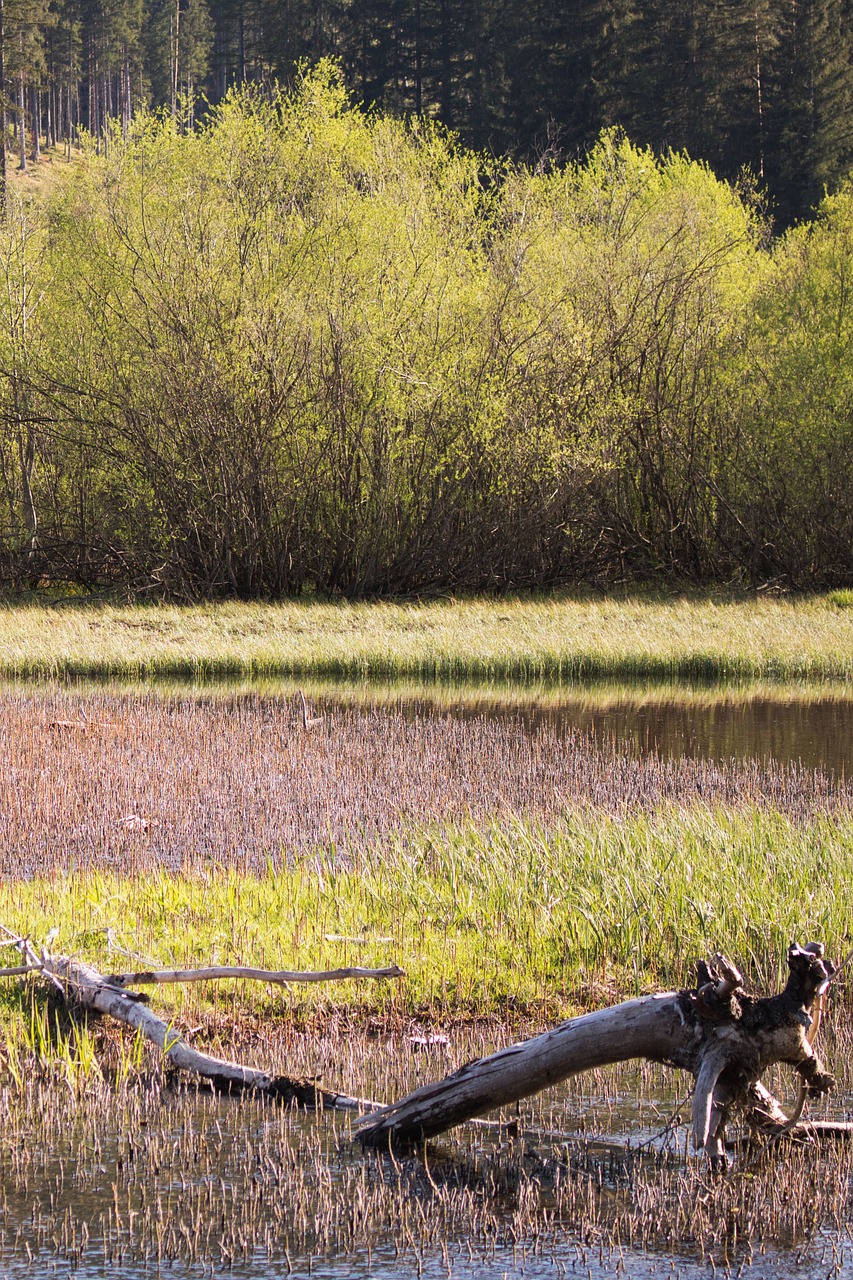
1,70 -> 852,595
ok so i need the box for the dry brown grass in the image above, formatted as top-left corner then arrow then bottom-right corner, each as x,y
2,688 -> 849,879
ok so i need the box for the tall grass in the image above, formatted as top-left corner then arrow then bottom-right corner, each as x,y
0,684 -> 849,1021
2,593 -> 853,681
3,807 -> 852,1018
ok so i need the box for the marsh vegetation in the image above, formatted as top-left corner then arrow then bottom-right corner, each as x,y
2,636 -> 853,1276
2,684 -> 852,1004
2,594 -> 853,680
3,983 -> 853,1278
3,22 -> 853,1275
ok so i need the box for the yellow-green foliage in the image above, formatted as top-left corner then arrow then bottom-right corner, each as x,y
2,807 -> 851,1023
0,72 -> 794,597
3,76 -> 853,595
35,67 -> 509,595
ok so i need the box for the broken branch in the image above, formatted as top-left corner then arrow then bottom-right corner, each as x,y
106,963 -> 405,987
1,938 -> 402,1110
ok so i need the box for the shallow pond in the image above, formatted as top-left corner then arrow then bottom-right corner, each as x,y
2,1052 -> 853,1280
272,675 -> 853,778
507,693 -> 853,776
102,674 -> 853,774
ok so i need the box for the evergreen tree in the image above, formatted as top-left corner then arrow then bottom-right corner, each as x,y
145,0 -> 212,123
768,0 -> 853,223
3,0 -> 51,168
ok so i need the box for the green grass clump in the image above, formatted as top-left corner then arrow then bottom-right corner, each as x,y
1,592 -> 853,682
2,806 -> 851,1034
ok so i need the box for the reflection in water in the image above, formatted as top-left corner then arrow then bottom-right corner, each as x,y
513,697 -> 853,777
379,692 -> 853,777
19,673 -> 853,776
190,674 -> 853,776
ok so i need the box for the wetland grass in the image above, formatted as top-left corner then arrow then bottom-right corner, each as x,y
3,685 -> 853,1273
1,687 -> 852,1018
2,592 -> 853,682
3,803 -> 853,1022
1,687 -> 849,880
2,1038 -> 853,1277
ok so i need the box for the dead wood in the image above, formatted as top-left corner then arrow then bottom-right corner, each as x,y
3,932 -> 846,1159
298,690 -> 323,729
357,943 -> 839,1158
106,963 -> 405,987
3,942 -> 401,1109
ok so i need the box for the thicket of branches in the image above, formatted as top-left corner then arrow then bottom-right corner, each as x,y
1,69 -> 853,597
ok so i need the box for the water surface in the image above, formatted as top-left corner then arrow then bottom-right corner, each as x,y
3,1058 -> 852,1280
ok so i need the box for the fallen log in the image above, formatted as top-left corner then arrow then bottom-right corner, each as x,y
106,963 -> 404,987
4,931 -> 844,1160
3,939 -> 402,1110
357,943 -> 838,1158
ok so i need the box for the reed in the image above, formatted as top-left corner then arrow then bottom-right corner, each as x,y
0,685 -> 850,1020
2,593 -> 853,681
1,675 -> 851,1270
3,803 -> 853,1023
1,687 -> 849,883
1,1036 -> 852,1275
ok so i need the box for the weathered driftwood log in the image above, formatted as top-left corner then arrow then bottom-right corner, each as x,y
9,946 -> 401,1109
357,943 -> 837,1156
106,963 -> 405,987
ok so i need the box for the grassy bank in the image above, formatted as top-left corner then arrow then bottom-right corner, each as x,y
3,808 -> 852,1026
2,592 -> 853,681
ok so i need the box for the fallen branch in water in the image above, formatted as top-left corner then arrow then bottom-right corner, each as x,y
357,943 -> 843,1160
4,931 -> 849,1161
1,933 -> 401,1109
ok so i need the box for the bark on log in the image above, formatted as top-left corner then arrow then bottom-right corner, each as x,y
357,944 -> 837,1155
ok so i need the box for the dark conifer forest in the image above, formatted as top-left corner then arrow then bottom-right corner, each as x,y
1,5 -> 853,597
7,1 -> 853,227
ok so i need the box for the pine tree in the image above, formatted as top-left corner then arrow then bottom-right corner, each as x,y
145,0 -> 212,124
3,0 -> 50,169
768,0 -> 853,223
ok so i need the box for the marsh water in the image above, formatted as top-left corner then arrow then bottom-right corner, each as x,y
3,677 -> 853,1277
4,1056 -> 853,1280
378,684 -> 853,776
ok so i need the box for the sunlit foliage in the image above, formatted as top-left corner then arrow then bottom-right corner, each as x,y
1,69 -> 852,595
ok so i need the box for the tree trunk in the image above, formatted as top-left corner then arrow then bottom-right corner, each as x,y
0,0 -> 6,214
30,86 -> 40,161
358,945 -> 837,1157
17,73 -> 25,171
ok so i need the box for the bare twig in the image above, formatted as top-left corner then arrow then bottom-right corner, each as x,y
298,690 -> 323,730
